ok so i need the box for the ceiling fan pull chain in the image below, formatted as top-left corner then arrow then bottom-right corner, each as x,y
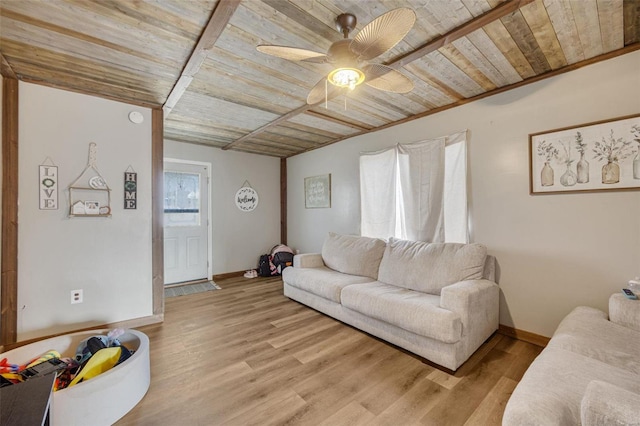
325,79 -> 328,109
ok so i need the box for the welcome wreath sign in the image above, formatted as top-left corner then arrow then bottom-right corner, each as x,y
235,183 -> 259,212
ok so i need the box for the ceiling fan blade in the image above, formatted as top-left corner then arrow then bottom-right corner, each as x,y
363,64 -> 414,93
256,45 -> 327,63
306,74 -> 341,105
350,8 -> 416,61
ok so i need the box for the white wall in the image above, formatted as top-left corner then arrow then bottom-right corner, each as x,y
287,51 -> 640,337
18,82 -> 153,340
164,140 -> 281,274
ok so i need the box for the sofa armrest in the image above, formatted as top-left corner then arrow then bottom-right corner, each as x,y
293,253 -> 325,269
440,280 -> 499,336
609,293 -> 640,332
581,380 -> 640,426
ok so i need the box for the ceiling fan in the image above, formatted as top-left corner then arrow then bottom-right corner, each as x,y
257,8 -> 416,105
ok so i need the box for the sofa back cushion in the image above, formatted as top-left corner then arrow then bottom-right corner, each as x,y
321,232 -> 387,279
377,238 -> 487,295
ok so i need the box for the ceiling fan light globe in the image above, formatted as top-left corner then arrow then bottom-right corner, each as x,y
328,68 -> 365,90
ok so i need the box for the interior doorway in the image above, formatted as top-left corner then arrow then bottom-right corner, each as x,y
163,159 -> 212,285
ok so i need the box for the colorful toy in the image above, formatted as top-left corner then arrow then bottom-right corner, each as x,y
0,357 -> 21,374
1,357 -> 24,384
26,350 -> 61,368
74,328 -> 125,364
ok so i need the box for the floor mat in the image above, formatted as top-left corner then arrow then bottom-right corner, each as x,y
164,281 -> 221,298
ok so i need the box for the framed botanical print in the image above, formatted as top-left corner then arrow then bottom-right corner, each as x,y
529,114 -> 640,194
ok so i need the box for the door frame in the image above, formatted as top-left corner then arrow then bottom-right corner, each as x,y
163,158 -> 213,282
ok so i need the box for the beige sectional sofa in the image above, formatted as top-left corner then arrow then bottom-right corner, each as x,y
503,294 -> 640,425
282,233 -> 499,371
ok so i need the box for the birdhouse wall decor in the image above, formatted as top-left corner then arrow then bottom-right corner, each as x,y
68,142 -> 111,217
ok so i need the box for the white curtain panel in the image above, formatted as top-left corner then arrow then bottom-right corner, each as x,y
360,147 -> 397,239
444,131 -> 469,243
397,138 -> 445,242
360,130 -> 468,243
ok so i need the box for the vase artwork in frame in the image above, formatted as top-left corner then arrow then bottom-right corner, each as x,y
529,114 -> 640,194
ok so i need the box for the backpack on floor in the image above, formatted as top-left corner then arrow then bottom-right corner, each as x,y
270,244 -> 294,275
257,254 -> 275,277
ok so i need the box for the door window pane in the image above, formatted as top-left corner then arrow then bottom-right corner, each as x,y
164,171 -> 200,227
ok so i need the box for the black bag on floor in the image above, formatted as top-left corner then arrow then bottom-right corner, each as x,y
270,244 -> 294,275
272,251 -> 294,273
257,254 -> 275,277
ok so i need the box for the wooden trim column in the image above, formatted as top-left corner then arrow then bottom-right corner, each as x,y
280,158 -> 287,245
1,78 -> 19,346
151,108 -> 164,317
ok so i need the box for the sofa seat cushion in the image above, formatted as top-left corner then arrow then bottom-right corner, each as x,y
503,346 -> 640,426
580,381 -> 640,426
548,306 -> 640,374
340,281 -> 462,343
321,232 -> 387,280
377,238 -> 487,295
283,266 -> 375,303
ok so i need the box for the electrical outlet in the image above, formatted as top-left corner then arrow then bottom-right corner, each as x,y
71,289 -> 83,304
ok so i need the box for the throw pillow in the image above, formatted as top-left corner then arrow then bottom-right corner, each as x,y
321,232 -> 386,279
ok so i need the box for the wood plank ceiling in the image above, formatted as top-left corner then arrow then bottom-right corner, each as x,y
1,0 -> 639,158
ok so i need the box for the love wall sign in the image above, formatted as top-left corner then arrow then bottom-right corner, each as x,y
39,164 -> 58,210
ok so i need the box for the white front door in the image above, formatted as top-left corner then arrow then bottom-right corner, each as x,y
163,162 -> 209,285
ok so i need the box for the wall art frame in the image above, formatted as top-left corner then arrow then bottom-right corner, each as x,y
529,113 -> 640,195
304,174 -> 331,208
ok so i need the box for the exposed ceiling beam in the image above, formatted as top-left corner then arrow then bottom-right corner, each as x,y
261,0 -> 341,42
223,0 -> 535,151
163,0 -> 240,117
222,103 -> 315,150
304,110 -> 372,131
391,0 -> 536,69
0,52 -> 18,79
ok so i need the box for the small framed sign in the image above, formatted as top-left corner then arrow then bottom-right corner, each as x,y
304,174 -> 331,208
84,201 -> 100,215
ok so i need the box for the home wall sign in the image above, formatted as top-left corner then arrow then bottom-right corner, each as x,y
235,181 -> 258,212
124,166 -> 137,209
39,157 -> 58,210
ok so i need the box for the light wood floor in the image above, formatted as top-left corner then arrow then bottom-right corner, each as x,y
117,277 -> 542,426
